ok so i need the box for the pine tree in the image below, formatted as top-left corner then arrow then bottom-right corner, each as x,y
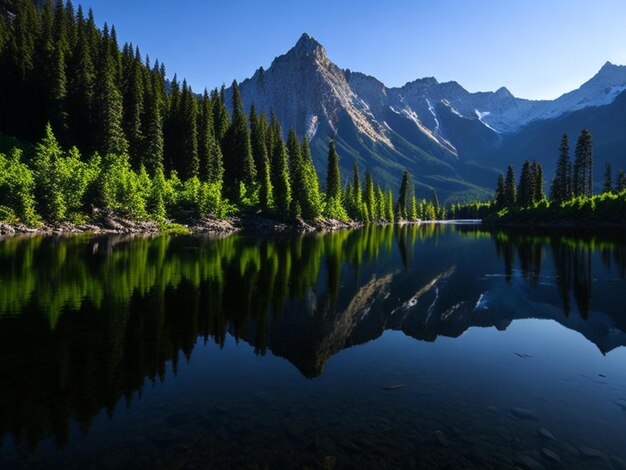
386,189 -> 395,223
49,42 -> 68,144
375,184 -> 385,221
93,24 -> 128,155
531,161 -> 545,202
432,189 -> 441,220
123,47 -> 145,168
326,141 -> 341,200
344,162 -> 366,221
494,173 -> 506,207
249,105 -> 267,174
223,81 -> 255,197
504,164 -> 516,206
300,136 -> 321,219
395,169 -> 410,220
66,4 -> 95,152
287,129 -> 319,219
616,170 -> 626,193
574,129 -> 593,197
142,78 -> 164,173
212,85 -> 229,145
410,194 -> 418,221
551,134 -> 571,203
364,171 -> 376,220
270,138 -> 291,215
197,89 -> 214,181
518,160 -> 534,207
603,161 -> 612,194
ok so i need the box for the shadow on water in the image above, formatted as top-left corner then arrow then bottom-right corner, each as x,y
1,224 -> 626,467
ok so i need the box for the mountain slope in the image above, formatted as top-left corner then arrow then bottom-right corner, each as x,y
482,90 -> 626,188
228,34 -> 497,202
224,33 -> 626,201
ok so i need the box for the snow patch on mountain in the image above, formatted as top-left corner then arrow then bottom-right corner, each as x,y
474,110 -> 498,132
305,114 -> 319,139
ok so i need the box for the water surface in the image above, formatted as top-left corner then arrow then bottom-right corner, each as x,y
1,224 -> 626,469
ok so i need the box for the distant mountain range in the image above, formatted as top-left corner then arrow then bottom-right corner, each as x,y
226,34 -> 626,201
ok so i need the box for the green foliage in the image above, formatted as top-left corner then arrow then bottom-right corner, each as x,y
0,2 -> 402,227
0,149 -> 38,224
97,153 -> 147,219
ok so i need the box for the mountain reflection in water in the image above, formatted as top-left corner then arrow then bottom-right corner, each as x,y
1,224 -> 625,468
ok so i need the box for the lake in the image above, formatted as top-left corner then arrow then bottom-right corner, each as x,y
1,224 -> 625,469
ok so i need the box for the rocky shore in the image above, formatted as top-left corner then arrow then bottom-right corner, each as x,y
0,210 -> 364,237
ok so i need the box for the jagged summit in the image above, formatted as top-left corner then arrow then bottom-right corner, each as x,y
285,33 -> 327,61
294,33 -> 322,50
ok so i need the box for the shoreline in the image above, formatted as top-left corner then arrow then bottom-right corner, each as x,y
0,212 -> 369,238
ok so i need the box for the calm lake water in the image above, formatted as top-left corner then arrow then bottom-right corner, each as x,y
1,224 -> 626,469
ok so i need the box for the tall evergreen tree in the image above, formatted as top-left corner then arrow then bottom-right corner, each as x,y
287,129 -> 304,217
123,48 -> 145,167
386,189 -> 395,223
616,170 -> 626,193
531,161 -> 545,202
270,138 -> 291,215
249,105 -> 266,173
223,81 -> 255,197
573,129 -> 593,197
212,85 -> 229,145
396,169 -> 410,220
504,164 -> 516,206
300,136 -> 321,219
364,171 -> 376,220
518,160 -> 534,207
142,78 -> 164,173
551,133 -> 571,203
163,75 -> 180,173
49,41 -> 68,144
93,24 -> 128,155
178,80 -> 199,179
603,161 -> 612,194
197,89 -> 215,181
326,140 -> 341,200
66,4 -> 95,152
494,173 -> 506,207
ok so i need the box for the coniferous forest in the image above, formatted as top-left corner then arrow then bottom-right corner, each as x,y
449,129 -> 626,225
0,0 -> 445,229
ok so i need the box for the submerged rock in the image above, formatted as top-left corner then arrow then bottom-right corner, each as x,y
515,454 -> 546,470
541,448 -> 560,463
579,446 -> 607,460
382,384 -> 406,391
538,427 -> 555,440
510,407 -> 539,420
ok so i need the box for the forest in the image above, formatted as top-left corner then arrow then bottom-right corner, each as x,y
450,129 -> 626,225
0,0 -> 446,228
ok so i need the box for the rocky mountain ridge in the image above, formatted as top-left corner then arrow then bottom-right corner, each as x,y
226,34 -> 626,200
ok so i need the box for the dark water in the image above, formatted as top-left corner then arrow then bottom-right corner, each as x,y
1,224 -> 626,469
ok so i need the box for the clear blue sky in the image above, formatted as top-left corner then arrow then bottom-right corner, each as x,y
76,0 -> 626,100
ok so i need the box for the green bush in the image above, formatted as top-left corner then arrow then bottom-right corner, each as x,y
0,149 -> 38,224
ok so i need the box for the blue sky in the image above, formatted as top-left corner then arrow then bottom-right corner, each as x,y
76,0 -> 626,100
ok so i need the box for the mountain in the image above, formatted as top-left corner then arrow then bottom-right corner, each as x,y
225,34 -> 626,201
481,89 -> 626,187
227,34 -> 498,202
238,266 -> 626,378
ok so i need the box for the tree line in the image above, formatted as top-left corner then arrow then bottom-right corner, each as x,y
452,129 -> 626,224
0,0 -> 443,226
